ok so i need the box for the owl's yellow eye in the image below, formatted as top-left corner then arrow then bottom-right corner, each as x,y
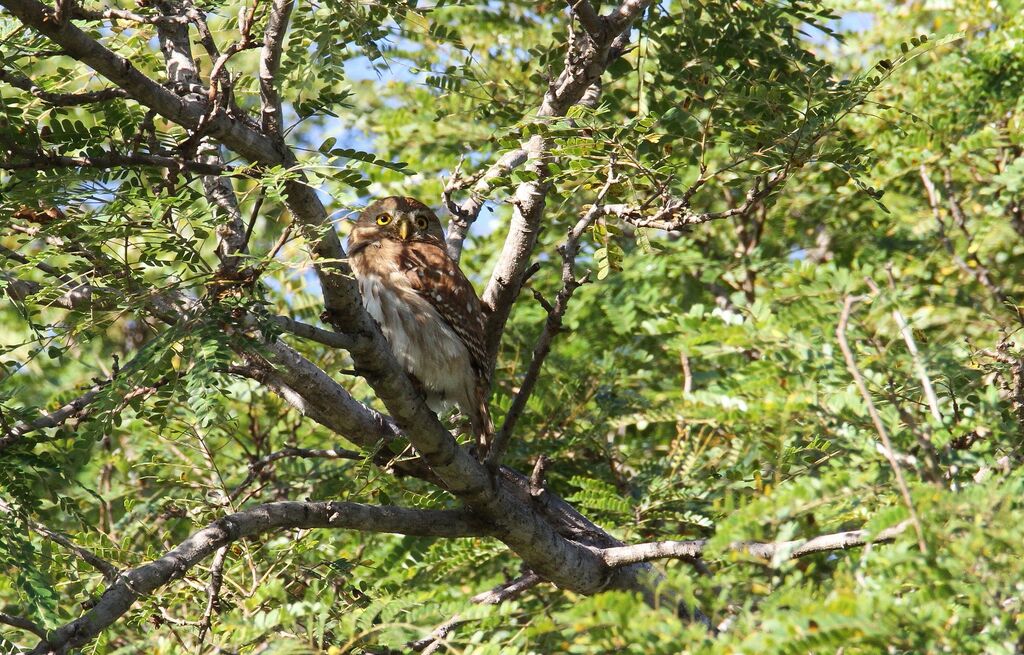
376,213 -> 392,226
415,216 -> 428,230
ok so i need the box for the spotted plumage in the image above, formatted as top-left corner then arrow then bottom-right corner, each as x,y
348,196 -> 493,452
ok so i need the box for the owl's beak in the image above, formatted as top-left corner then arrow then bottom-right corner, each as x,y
398,218 -> 412,241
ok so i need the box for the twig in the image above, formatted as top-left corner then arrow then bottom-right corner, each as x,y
227,446 -> 363,501
529,455 -> 548,498
0,500 -> 119,582
267,314 -> 354,350
599,169 -> 788,232
861,274 -> 942,482
875,270 -> 942,423
409,572 -> 543,652
979,339 -> 1024,437
919,163 -> 1023,326
196,546 -> 228,646
601,520 -> 913,567
836,295 -> 927,554
205,0 -> 264,111
679,351 -> 693,395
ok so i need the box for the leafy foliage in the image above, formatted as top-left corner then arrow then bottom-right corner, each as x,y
2,0 -> 1023,653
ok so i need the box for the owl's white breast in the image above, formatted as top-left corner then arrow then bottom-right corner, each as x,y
351,245 -> 476,414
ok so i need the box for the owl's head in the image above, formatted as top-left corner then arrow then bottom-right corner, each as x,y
350,196 -> 445,247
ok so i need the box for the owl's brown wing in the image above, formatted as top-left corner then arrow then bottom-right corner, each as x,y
398,240 -> 490,382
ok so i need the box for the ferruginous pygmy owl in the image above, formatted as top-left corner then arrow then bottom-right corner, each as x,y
348,196 -> 493,451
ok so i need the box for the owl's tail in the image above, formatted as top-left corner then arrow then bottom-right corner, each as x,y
470,389 -> 494,460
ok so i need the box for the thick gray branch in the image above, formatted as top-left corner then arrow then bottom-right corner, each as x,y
32,501 -> 488,654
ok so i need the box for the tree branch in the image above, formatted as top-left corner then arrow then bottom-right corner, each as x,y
72,4 -> 189,24
409,571 -> 543,653
267,314 -> 355,350
566,0 -> 603,38
601,520 -> 913,567
480,1 -> 652,362
30,501 -> 489,655
196,546 -> 227,647
0,385 -> 105,452
919,163 -> 1022,326
152,1 -> 249,277
442,148 -> 528,262
485,162 -> 618,466
0,335 -> 173,452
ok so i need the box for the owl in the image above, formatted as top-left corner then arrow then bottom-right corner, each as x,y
348,196 -> 493,453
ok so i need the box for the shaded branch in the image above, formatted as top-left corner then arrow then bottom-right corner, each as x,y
601,520 -> 913,567
196,546 -> 227,647
0,611 -> 48,639
919,163 -> 1022,326
0,152 -> 229,175
0,337 -> 172,452
0,65 -> 127,105
409,572 -> 543,653
0,385 -> 105,452
0,271 -> 115,312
